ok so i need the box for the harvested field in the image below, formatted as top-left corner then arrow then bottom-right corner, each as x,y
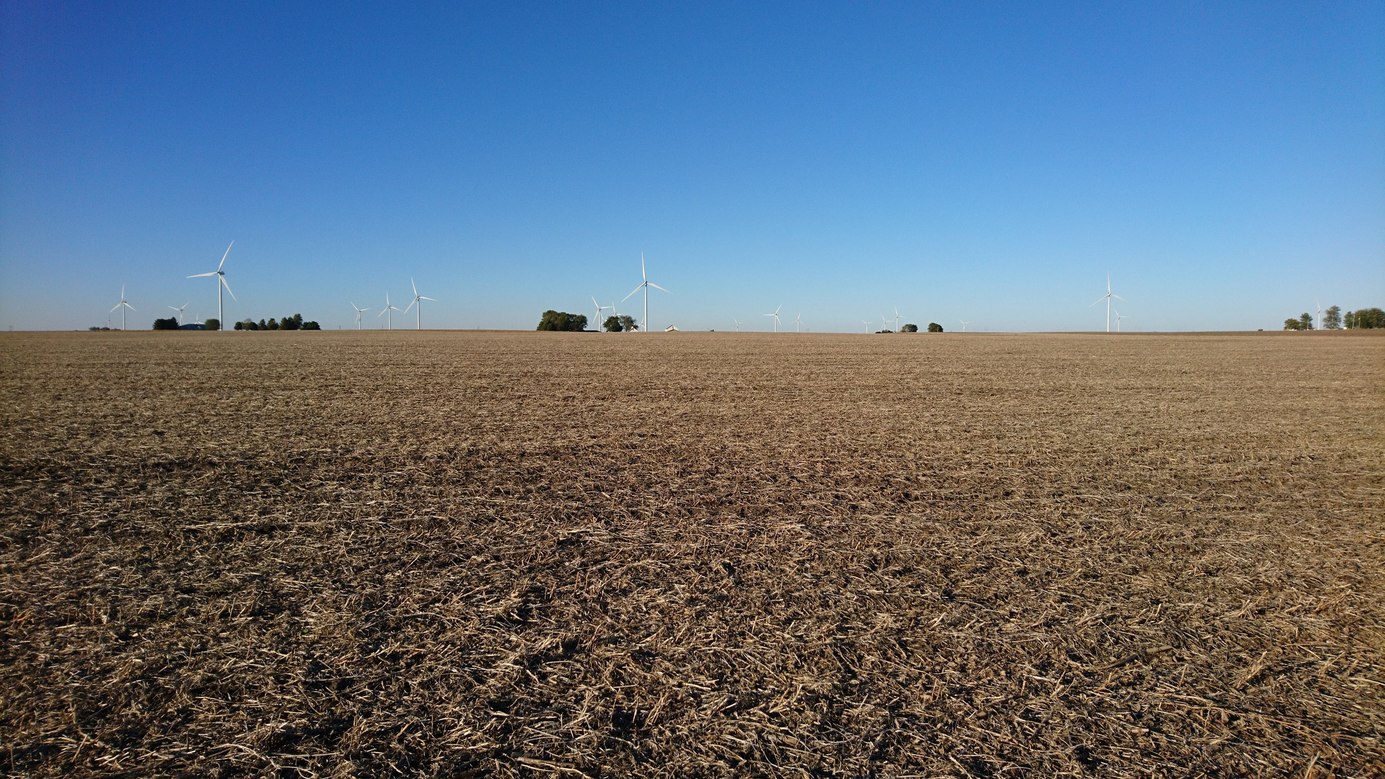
1,330 -> 1382,777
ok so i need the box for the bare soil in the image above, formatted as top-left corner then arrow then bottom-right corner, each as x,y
2,330 -> 1382,777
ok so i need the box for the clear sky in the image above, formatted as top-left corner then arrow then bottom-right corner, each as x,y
2,1 -> 1382,332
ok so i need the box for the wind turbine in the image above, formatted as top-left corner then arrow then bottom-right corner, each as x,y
187,242 -> 236,330
402,278 -> 436,330
732,317 -> 742,332
794,312 -> 803,333
111,285 -> 135,330
1090,273 -> 1125,333
378,293 -> 400,330
1114,308 -> 1129,333
168,302 -> 189,325
1315,299 -> 1323,331
764,305 -> 782,332
881,313 -> 891,332
621,253 -> 668,333
593,297 -> 611,329
892,307 -> 902,332
958,319 -> 970,333
350,302 -> 369,330
863,320 -> 872,333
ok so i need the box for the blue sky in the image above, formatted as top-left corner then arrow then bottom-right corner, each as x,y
2,1 -> 1382,332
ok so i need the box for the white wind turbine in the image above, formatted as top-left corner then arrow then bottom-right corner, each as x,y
378,292 -> 400,330
168,302 -> 189,326
403,278 -> 436,330
1090,272 -> 1125,333
733,317 -> 742,332
593,297 -> 611,329
111,285 -> 135,330
863,320 -> 873,333
764,304 -> 782,332
1114,308 -> 1129,332
958,319 -> 970,333
1315,299 -> 1323,330
622,253 -> 668,333
187,242 -> 236,330
881,312 -> 890,332
350,302 -> 369,330
794,312 -> 804,333
892,306 -> 903,332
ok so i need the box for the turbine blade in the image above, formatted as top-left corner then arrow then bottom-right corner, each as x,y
403,299 -> 416,314
411,277 -> 418,296
217,241 -> 234,271
188,271 -> 216,278
111,302 -> 123,313
126,302 -> 136,311
622,284 -> 643,302
420,296 -> 436,302
220,275 -> 237,301
1112,293 -> 1126,302
640,252 -> 647,281
1089,295 -> 1107,307
647,282 -> 669,293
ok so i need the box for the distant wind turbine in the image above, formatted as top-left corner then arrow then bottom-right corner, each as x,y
958,319 -> 970,333
621,253 -> 668,333
350,302 -> 369,330
402,277 -> 436,330
863,320 -> 872,333
794,312 -> 803,333
733,317 -> 742,332
1114,308 -> 1129,332
111,285 -> 135,330
764,304 -> 782,332
1090,273 -> 1125,333
168,302 -> 189,325
187,242 -> 236,330
593,297 -> 611,329
892,306 -> 902,332
1315,299 -> 1323,331
378,293 -> 400,330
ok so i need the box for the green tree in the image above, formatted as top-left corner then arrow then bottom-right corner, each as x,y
205,318 -> 221,331
927,322 -> 943,333
1283,317 -> 1303,331
267,317 -> 280,330
153,317 -> 179,330
1352,307 -> 1384,329
619,315 -> 637,332
1298,313 -> 1313,330
282,313 -> 302,331
258,318 -> 268,330
537,310 -> 588,331
603,315 -> 624,332
900,323 -> 918,333
302,320 -> 321,330
1323,305 -> 1342,330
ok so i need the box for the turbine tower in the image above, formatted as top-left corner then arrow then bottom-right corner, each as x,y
403,278 -> 436,330
187,242 -> 236,331
764,304 -> 782,332
378,293 -> 400,330
1090,273 -> 1125,333
350,302 -> 369,330
621,252 -> 668,333
110,285 -> 135,330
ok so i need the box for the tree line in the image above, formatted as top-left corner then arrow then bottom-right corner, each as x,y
537,310 -> 641,332
1283,306 -> 1383,331
234,313 -> 321,330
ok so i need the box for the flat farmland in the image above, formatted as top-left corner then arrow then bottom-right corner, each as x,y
1,330 -> 1381,777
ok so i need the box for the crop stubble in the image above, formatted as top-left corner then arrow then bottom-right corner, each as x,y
1,331 -> 1381,777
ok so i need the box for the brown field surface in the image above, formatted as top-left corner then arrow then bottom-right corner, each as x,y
1,330 -> 1382,777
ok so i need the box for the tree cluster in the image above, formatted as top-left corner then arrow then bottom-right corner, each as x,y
537,310 -> 589,331
152,317 -> 180,330
603,315 -> 638,332
234,314 -> 321,331
927,322 -> 944,333
1283,306 -> 1382,331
